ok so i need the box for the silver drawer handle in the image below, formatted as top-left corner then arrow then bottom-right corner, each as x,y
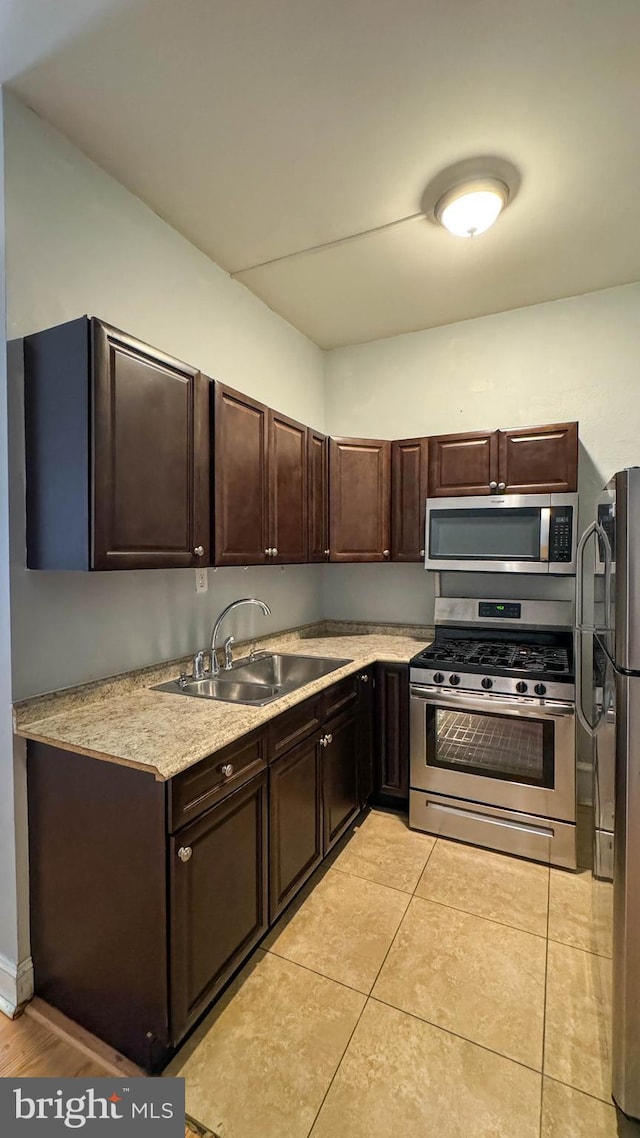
177,846 -> 192,863
194,545 -> 204,556
221,763 -> 234,778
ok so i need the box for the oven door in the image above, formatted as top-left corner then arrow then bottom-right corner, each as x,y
410,686 -> 576,822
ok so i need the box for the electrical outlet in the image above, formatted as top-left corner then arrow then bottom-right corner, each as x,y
195,568 -> 208,593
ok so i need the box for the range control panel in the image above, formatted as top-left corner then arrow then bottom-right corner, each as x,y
549,507 -> 574,563
478,602 -> 522,619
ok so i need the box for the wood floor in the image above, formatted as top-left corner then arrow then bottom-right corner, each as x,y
0,1004 -> 214,1137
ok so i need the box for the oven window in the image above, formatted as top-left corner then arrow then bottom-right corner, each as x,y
427,706 -> 555,787
429,507 -> 541,561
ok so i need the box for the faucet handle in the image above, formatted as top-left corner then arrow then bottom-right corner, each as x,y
223,635 -> 235,670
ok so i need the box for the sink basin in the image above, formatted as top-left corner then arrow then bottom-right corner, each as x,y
152,653 -> 352,705
153,676 -> 283,706
230,653 -> 351,687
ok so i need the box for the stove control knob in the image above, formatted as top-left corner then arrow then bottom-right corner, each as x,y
449,674 -> 461,686
481,677 -> 493,689
433,672 -> 445,684
516,681 -> 528,694
534,683 -> 547,696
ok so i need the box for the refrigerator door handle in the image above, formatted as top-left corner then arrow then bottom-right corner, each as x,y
599,523 -> 613,636
575,520 -> 598,632
575,628 -> 596,736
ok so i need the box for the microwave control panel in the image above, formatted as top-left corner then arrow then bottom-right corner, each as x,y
549,508 -> 573,563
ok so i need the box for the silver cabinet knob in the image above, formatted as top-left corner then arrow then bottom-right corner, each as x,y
325,733 -> 333,744
360,673 -> 369,683
177,846 -> 192,863
382,549 -> 390,558
498,482 -> 506,492
194,546 -> 204,556
420,548 -> 425,557
271,547 -> 278,557
324,549 -> 330,557
319,735 -> 328,748
264,548 -> 272,557
221,763 -> 234,779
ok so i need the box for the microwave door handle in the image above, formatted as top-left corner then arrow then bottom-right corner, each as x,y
575,520 -> 598,632
540,507 -> 551,561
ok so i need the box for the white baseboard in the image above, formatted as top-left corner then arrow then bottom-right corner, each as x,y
0,952 -> 34,1018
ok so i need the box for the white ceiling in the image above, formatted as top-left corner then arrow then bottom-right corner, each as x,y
3,0 -> 640,348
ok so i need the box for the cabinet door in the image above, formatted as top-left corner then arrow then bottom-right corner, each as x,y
322,709 -> 360,852
329,437 -> 391,562
375,663 -> 409,801
92,321 -> 210,570
214,384 -> 269,565
170,773 -> 268,1042
356,668 -> 375,807
427,430 -> 498,497
498,422 -> 578,494
269,735 -> 322,922
308,430 -> 329,562
269,410 -> 308,563
391,437 -> 429,561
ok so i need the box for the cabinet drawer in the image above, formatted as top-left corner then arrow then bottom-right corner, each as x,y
321,673 -> 359,721
169,728 -> 267,832
267,695 -> 323,762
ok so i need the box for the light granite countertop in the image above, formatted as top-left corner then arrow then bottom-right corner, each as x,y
14,621 -> 432,782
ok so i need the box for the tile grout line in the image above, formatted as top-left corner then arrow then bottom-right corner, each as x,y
328,862 -> 427,897
263,945 -> 371,998
368,993 -> 545,1079
305,837 -> 440,1136
408,890 -> 549,941
305,998 -> 369,1138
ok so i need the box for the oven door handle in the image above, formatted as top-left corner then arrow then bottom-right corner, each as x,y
409,686 -> 574,719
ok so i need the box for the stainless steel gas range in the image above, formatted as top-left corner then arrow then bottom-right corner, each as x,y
409,598 -> 577,868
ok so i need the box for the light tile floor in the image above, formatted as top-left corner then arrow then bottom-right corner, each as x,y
169,808 -> 640,1138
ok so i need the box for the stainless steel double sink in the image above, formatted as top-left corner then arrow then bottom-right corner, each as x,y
153,652 -> 352,706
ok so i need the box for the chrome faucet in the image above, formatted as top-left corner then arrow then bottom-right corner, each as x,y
210,598 -> 271,675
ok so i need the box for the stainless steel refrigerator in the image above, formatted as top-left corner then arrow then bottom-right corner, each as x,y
576,467 -> 640,1119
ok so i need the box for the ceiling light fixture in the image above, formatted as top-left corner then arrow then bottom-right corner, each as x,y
434,176 -> 509,239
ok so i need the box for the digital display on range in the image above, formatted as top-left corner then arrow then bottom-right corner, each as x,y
478,602 -> 522,619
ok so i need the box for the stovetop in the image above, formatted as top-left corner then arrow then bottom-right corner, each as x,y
412,637 -> 572,679
409,623 -> 575,700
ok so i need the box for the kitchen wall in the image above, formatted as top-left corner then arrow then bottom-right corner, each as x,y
323,280 -> 640,621
0,98 -> 30,1011
3,92 -> 326,701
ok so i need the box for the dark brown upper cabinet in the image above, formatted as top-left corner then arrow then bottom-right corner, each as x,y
498,422 -> 578,494
214,384 -> 269,565
24,317 -> 211,570
214,384 -> 307,565
269,410 -> 308,563
308,429 -> 329,562
428,421 -> 578,497
391,437 -> 429,561
428,429 -> 498,498
329,437 -> 391,562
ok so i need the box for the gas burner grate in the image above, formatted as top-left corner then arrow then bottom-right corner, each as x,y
415,637 -> 571,676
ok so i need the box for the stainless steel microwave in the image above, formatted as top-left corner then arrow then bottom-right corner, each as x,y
424,493 -> 579,574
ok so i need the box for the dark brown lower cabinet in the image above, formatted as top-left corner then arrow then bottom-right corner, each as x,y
322,709 -> 360,851
27,667 -> 409,1073
357,667 -> 375,807
374,662 -> 409,801
269,736 -> 322,922
170,772 -> 268,1042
